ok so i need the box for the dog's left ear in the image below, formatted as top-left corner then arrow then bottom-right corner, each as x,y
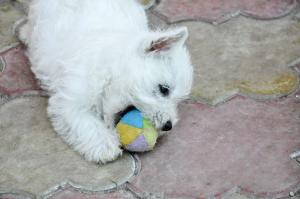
143,27 -> 188,54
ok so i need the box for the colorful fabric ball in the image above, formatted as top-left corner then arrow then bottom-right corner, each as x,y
116,109 -> 158,152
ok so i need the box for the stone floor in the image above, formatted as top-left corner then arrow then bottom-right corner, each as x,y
0,0 -> 300,198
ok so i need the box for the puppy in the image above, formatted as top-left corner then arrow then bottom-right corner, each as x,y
18,0 -> 193,163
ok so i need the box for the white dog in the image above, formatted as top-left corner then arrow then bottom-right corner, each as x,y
18,0 -> 193,163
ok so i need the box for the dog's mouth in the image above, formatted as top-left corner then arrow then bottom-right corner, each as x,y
114,105 -> 136,126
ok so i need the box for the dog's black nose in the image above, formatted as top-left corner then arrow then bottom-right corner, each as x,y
162,120 -> 172,131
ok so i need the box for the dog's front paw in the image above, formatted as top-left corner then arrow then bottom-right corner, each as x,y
97,142 -> 122,164
83,133 -> 122,164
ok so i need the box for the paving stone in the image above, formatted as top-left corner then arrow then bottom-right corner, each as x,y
183,17 -> 300,105
0,56 -> 5,73
295,12 -> 300,20
48,187 -> 136,199
131,97 -> 300,198
14,0 -> 31,13
0,96 -> 137,197
0,46 -> 40,96
0,1 -> 24,51
214,188 -> 252,199
153,0 -> 298,24
147,12 -> 168,30
223,193 -> 252,199
0,192 -> 33,199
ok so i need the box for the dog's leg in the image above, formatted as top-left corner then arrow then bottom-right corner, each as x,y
48,93 -> 122,163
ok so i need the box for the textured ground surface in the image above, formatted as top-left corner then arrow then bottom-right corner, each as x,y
0,0 -> 299,199
132,96 -> 300,198
186,17 -> 300,105
153,0 -> 298,24
0,1 -> 23,51
0,97 -> 137,197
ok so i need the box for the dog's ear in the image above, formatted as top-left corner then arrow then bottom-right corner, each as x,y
143,27 -> 188,54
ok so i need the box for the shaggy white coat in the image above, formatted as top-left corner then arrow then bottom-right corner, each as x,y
19,0 -> 193,163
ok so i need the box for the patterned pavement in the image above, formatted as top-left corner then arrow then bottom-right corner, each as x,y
0,1 -> 23,51
0,45 -> 40,97
153,0 -> 298,24
0,0 -> 299,199
186,16 -> 300,105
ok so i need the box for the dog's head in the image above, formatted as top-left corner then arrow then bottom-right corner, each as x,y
114,27 -> 193,133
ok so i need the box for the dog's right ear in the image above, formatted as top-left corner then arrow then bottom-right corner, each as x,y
141,27 -> 188,55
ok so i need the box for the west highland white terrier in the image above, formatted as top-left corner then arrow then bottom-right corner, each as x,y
18,0 -> 193,163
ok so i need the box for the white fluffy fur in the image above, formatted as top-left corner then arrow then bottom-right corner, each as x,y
20,0 -> 193,163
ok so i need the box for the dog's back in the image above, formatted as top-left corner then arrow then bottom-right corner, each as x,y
28,0 -> 147,33
23,0 -> 148,91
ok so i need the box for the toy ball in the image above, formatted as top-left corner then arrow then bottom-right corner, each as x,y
116,109 -> 158,152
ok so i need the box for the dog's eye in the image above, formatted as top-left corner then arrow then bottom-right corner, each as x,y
159,84 -> 170,96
